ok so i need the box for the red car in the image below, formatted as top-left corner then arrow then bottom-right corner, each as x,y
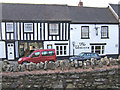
18,49 -> 57,64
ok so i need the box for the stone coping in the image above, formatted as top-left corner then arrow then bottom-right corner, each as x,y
1,65 -> 119,77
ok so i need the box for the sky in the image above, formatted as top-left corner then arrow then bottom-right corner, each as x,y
0,0 -> 120,7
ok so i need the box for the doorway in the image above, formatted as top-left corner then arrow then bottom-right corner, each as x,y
7,43 -> 15,60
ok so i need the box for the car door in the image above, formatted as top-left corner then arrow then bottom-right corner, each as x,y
40,51 -> 49,63
30,52 -> 40,63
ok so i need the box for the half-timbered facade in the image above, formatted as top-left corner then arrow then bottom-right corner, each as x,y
0,3 -> 71,60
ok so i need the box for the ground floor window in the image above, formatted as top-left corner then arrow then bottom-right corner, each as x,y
56,45 -> 67,56
47,44 -> 52,49
19,42 -> 43,57
91,45 -> 105,54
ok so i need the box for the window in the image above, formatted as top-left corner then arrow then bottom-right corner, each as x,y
64,46 -> 67,55
91,45 -> 105,54
6,23 -> 13,32
41,51 -> 55,56
56,46 -> 67,56
47,44 -> 52,49
49,23 -> 59,35
32,52 -> 40,58
56,46 -> 59,55
24,23 -> 33,32
81,26 -> 89,39
101,26 -> 109,38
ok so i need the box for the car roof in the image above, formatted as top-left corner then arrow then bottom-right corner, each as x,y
81,52 -> 98,54
34,49 -> 55,52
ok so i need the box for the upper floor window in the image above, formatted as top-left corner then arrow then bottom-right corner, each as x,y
49,23 -> 59,35
81,26 -> 89,39
24,23 -> 33,32
101,26 -> 109,39
6,23 -> 13,32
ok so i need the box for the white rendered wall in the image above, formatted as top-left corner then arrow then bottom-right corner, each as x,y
70,24 -> 119,56
15,41 -> 19,58
0,41 -> 6,58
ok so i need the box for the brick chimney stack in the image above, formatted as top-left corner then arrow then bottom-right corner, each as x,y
78,0 -> 83,7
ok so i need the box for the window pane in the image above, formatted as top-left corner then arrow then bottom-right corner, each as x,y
49,24 -> 59,35
41,51 -> 48,56
56,46 -> 59,50
60,46 -> 62,55
24,23 -> 33,32
64,46 -> 67,55
91,46 -> 94,53
60,46 -> 62,50
48,51 -> 55,56
6,23 -> 13,32
47,44 -> 52,49
95,46 -> 101,54
32,52 -> 40,57
101,26 -> 108,38
56,46 -> 59,55
81,26 -> 89,38
102,46 -> 104,54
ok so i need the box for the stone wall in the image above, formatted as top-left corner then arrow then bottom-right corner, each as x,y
2,66 -> 120,89
1,57 -> 120,89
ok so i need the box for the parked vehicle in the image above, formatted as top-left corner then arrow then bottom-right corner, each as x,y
18,49 -> 57,64
69,52 -> 101,62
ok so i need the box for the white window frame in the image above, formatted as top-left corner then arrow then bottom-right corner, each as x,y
24,23 -> 33,32
91,45 -> 105,55
49,23 -> 59,35
81,26 -> 89,39
6,23 -> 13,32
56,45 -> 67,56
101,26 -> 109,38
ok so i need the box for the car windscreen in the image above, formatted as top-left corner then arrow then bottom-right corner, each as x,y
78,53 -> 84,57
27,51 -> 34,57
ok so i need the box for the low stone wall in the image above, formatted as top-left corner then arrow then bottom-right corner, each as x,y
1,66 -> 120,89
1,56 -> 120,89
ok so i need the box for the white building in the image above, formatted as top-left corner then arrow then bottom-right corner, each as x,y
0,3 -> 119,60
69,6 -> 119,57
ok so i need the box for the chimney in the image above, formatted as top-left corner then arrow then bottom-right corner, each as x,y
78,0 -> 83,7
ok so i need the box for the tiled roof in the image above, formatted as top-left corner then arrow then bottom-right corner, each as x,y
1,3 -> 71,21
69,6 -> 118,23
0,3 -> 118,23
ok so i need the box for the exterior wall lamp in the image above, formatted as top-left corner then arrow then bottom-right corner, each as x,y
95,24 -> 99,36
72,41 -> 75,56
